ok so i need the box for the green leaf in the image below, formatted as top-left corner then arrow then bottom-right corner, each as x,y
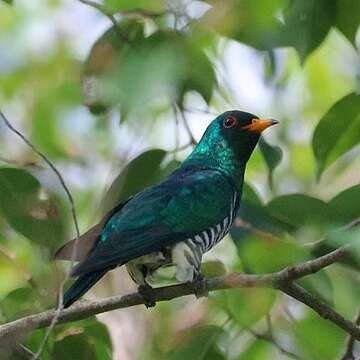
53,333 -> 97,360
125,30 -> 216,108
331,266 -> 360,318
81,318 -> 112,354
101,149 -> 167,212
104,0 -> 166,13
84,26 -> 216,116
310,185 -> 360,271
0,168 -> 65,248
294,311 -> 346,360
32,83 -> 80,159
311,235 -> 360,272
299,270 -> 333,305
231,184 -> 307,273
0,253 -> 28,297
160,159 -> 181,178
54,318 -> 112,360
281,0 -> 336,62
329,184 -> 360,224
82,21 -> 145,114
266,194 -> 337,228
325,227 -> 360,261
242,182 -> 263,206
236,183 -> 286,235
201,260 -> 227,278
335,0 -> 360,45
258,137 -> 282,189
1,0 -> 13,4
202,0 -> 285,50
312,92 -> 360,177
203,0 -> 338,61
236,339 -> 274,360
23,329 -> 51,359
165,326 -> 225,360
235,235 -> 309,273
230,183 -> 289,254
223,288 -> 277,327
1,287 -> 38,321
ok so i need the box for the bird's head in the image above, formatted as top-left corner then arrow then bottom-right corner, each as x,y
187,110 -> 278,178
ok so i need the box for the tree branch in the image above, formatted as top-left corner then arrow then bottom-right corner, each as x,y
278,282 -> 360,341
1,245 -> 358,346
340,311 -> 360,360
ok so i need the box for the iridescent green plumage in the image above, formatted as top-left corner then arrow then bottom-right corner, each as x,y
57,110 -> 277,307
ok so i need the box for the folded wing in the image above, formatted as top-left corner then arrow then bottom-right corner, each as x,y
69,168 -> 236,277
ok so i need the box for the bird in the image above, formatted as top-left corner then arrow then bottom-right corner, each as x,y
55,110 -> 278,307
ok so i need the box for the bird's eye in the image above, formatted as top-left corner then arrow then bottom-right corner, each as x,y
223,116 -> 238,128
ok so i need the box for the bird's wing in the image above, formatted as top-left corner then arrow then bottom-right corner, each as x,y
54,198 -> 132,261
71,168 -> 236,277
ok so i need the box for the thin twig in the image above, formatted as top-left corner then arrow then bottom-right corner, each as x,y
340,311 -> 360,360
0,111 -> 81,244
76,0 -> 128,42
183,106 -> 218,116
178,107 -> 197,145
0,245 -> 358,343
0,110 -> 81,359
235,217 -> 279,241
198,317 -> 231,360
117,7 -> 168,18
170,104 -> 194,154
266,313 -> 273,338
168,142 -> 193,154
76,1 -> 171,43
172,104 -> 180,159
247,327 -> 303,360
278,282 -> 359,341
12,344 -> 35,360
77,0 -> 118,26
79,1 -> 168,18
310,217 -> 360,248
31,287 -> 64,360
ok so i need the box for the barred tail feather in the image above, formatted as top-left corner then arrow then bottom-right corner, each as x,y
63,270 -> 107,308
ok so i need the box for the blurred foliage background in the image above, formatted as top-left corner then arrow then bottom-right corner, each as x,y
0,0 -> 360,359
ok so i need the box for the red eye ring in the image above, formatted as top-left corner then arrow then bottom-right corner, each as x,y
223,116 -> 237,128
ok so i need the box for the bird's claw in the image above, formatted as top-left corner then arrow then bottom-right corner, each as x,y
138,284 -> 156,308
191,275 -> 208,299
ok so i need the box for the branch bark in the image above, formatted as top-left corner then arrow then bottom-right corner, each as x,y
1,245 -> 358,346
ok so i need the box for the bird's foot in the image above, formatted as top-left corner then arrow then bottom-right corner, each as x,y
138,284 -> 156,308
190,274 -> 208,299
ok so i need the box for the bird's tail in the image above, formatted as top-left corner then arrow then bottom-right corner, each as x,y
63,270 -> 107,308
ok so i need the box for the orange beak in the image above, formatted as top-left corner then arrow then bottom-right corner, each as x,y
241,118 -> 279,133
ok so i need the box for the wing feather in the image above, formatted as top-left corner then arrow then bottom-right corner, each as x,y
54,198 -> 132,261
70,168 -> 236,277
